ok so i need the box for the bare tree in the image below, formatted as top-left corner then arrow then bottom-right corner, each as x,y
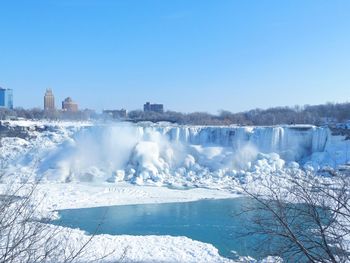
0,166 -> 124,263
240,170 -> 350,262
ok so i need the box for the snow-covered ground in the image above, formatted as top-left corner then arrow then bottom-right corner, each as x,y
32,182 -> 238,212
1,120 -> 350,262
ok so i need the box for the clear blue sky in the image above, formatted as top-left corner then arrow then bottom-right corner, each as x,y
0,0 -> 349,113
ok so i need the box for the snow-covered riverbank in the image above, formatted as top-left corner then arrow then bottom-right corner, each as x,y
32,182 -> 238,211
1,120 -> 349,262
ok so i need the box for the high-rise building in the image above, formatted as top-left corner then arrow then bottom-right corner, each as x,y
62,97 -> 78,112
0,87 -> 13,110
144,102 -> 164,113
44,88 -> 55,111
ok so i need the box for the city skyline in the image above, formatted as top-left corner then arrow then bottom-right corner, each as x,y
1,1 -> 350,113
0,84 -> 349,114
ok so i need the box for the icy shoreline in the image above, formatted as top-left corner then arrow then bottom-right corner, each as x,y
1,120 -> 349,262
0,182 -> 244,262
33,182 -> 239,211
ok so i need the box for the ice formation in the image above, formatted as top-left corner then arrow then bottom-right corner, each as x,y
1,120 -> 349,262
2,121 -> 349,186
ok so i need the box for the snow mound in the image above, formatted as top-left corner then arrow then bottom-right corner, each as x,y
1,122 -> 350,187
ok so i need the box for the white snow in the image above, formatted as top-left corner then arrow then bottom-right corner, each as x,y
2,121 -> 350,187
0,182 -> 240,262
1,120 -> 350,262
28,182 -> 238,211
37,226 -> 237,263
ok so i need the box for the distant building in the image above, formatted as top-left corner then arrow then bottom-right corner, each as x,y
144,102 -> 164,113
82,109 -> 96,119
103,109 -> 127,119
62,97 -> 78,112
44,88 -> 55,111
0,87 -> 13,110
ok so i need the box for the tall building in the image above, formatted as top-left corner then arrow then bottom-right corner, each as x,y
62,97 -> 78,112
0,87 -> 13,109
44,88 -> 55,111
144,102 -> 164,113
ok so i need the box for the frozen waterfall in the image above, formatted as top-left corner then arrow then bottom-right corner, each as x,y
6,122 -> 346,185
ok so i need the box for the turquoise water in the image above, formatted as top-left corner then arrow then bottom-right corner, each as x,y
52,197 -> 272,259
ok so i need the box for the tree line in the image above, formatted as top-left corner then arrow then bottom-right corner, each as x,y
1,102 -> 350,125
0,108 -> 96,121
129,102 -> 350,125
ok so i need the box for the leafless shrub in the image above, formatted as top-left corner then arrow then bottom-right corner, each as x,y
241,170 -> 350,262
0,168 -> 124,263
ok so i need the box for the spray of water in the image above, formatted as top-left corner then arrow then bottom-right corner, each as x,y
35,123 -> 338,185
